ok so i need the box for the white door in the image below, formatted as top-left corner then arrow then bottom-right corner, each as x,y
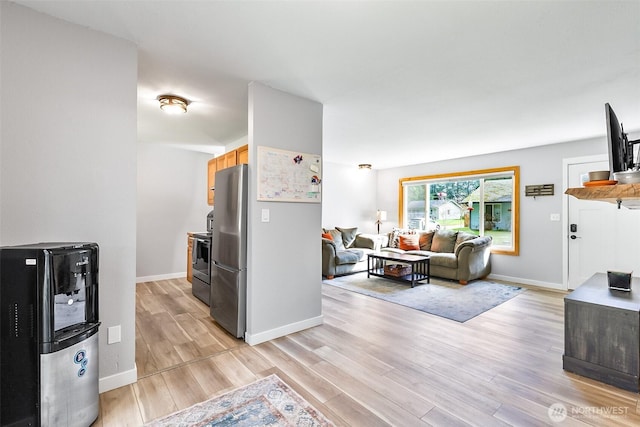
567,160 -> 640,289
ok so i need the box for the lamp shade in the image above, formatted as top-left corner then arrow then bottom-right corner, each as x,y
376,210 -> 387,221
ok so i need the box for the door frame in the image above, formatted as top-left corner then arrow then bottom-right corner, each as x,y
562,154 -> 607,290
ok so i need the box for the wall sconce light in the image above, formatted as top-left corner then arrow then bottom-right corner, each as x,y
157,94 -> 189,114
375,210 -> 387,234
358,163 -> 372,170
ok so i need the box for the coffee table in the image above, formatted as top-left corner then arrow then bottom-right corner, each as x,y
367,252 -> 430,287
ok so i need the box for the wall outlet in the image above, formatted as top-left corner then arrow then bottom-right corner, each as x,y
550,213 -> 561,221
108,325 -> 121,344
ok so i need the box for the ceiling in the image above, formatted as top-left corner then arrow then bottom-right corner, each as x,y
14,1 -> 640,169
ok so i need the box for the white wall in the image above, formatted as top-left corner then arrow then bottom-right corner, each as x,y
321,162 -> 379,234
136,143 -> 212,280
0,3 -> 137,391
245,82 -> 323,344
377,137 -> 606,288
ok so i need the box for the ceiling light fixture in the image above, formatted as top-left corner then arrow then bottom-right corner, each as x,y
157,94 -> 189,114
358,163 -> 372,170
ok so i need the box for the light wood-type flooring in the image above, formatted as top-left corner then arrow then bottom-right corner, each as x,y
91,277 -> 640,426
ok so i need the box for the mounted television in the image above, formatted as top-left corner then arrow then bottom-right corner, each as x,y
606,103 -> 639,174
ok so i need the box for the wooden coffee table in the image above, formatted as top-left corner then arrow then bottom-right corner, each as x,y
367,252 -> 430,287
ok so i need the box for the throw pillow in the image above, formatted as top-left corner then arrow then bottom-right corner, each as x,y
326,229 -> 345,250
388,228 -> 401,248
418,231 -> 435,251
322,232 -> 333,240
398,234 -> 420,251
388,228 -> 414,248
336,227 -> 358,248
431,229 -> 458,253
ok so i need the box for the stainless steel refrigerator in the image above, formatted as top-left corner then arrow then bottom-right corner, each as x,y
210,164 -> 248,338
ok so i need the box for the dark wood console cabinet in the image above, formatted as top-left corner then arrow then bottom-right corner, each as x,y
563,273 -> 640,391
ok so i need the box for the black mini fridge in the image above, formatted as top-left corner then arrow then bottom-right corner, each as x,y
0,242 -> 100,427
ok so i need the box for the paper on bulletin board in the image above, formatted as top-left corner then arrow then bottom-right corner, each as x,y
257,146 -> 322,202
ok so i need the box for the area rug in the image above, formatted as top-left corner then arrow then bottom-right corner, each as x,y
324,273 -> 525,322
145,374 -> 334,426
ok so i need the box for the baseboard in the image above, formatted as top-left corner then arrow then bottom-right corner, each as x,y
136,272 -> 186,283
245,315 -> 324,346
488,274 -> 565,291
99,365 -> 137,393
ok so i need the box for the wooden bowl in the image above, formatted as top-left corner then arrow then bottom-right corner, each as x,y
588,170 -> 610,181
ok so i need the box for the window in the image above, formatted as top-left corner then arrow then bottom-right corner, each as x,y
399,166 -> 519,255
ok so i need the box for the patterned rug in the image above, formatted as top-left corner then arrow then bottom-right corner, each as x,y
145,374 -> 334,426
324,273 -> 525,322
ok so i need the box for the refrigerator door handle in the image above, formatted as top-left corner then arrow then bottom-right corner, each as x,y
213,261 -> 239,273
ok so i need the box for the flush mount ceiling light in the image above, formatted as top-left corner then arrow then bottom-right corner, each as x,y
157,94 -> 189,114
358,163 -> 372,170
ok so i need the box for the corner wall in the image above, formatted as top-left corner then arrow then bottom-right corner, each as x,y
0,3 -> 137,391
245,83 -> 323,344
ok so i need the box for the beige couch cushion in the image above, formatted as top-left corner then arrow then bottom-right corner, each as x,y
336,226 -> 358,248
326,229 -> 345,250
335,249 -> 362,265
431,229 -> 458,253
429,252 -> 458,269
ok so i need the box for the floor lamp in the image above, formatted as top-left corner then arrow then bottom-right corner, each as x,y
376,210 -> 387,234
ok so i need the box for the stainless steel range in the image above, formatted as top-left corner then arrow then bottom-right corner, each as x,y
192,210 -> 214,305
191,232 -> 211,305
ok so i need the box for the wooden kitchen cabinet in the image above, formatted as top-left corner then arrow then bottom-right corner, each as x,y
237,144 -> 248,164
187,233 -> 194,283
207,144 -> 248,205
216,155 -> 225,171
207,158 -> 216,206
224,150 -> 237,167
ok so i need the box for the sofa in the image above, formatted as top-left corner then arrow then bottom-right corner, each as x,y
322,227 -> 388,279
322,227 -> 492,284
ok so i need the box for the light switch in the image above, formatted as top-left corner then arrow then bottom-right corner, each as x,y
261,209 -> 270,222
108,325 -> 121,344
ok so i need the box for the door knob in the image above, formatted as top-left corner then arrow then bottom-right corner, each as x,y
570,235 -> 580,240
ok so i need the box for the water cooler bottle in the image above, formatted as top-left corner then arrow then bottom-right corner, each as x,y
0,242 -> 100,426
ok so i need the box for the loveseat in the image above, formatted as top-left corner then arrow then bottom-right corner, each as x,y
322,227 -> 492,284
322,227 -> 387,279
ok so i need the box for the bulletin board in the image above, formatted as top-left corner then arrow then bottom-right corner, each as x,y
257,146 -> 322,203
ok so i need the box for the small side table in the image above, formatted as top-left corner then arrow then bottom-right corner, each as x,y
563,272 -> 640,391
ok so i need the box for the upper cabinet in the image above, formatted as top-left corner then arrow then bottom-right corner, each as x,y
207,158 -> 217,206
208,144 -> 248,206
224,150 -> 237,168
237,145 -> 249,164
